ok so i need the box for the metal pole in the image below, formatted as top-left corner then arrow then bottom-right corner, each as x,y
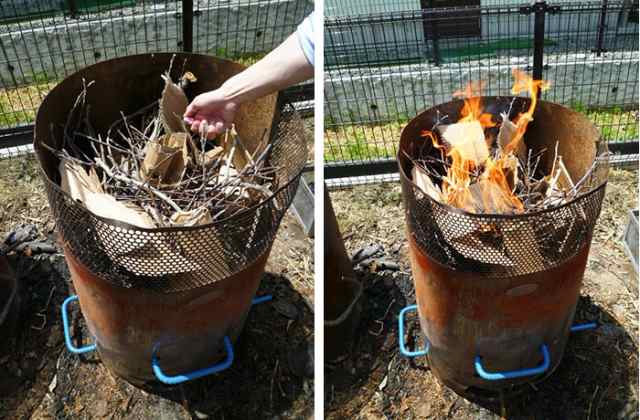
595,0 -> 609,56
67,0 -> 78,18
182,0 -> 193,52
420,0 -> 442,66
532,0 -> 546,98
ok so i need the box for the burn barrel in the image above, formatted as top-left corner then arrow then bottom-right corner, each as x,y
398,97 -> 609,394
34,53 -> 307,386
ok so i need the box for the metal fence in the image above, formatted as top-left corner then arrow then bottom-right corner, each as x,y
0,0 -> 312,156
324,0 -> 639,180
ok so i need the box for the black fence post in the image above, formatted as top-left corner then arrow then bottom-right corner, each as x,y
420,0 -> 441,66
521,0 -> 560,99
67,0 -> 78,19
532,0 -> 546,97
182,0 -> 194,52
594,0 -> 609,56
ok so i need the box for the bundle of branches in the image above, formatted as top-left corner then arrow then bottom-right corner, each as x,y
46,70 -> 277,229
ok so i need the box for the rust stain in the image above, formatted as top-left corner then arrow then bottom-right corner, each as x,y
63,245 -> 269,382
409,236 -> 588,329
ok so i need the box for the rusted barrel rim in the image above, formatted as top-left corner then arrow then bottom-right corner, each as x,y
34,53 -> 307,233
397,96 -> 609,220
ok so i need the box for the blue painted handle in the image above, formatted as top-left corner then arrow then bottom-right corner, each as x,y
152,336 -> 234,385
398,304 -> 430,357
61,295 -> 97,354
475,344 -> 550,381
570,322 -> 598,332
151,293 -> 273,385
252,294 -> 273,305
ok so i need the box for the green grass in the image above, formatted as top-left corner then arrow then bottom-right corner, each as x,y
324,121 -> 404,162
440,38 -> 558,62
570,101 -> 639,142
209,48 -> 266,67
0,79 -> 58,128
325,104 -> 638,163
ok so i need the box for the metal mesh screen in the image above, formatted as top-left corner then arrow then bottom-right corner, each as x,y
402,175 -> 607,277
324,1 -> 639,179
40,103 -> 307,293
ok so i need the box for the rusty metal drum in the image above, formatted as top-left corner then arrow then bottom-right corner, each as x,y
397,97 -> 609,394
35,53 -> 307,386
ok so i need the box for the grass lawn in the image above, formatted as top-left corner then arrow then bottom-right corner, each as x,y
324,105 -> 638,162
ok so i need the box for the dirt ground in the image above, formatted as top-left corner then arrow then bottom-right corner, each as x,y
0,155 -> 314,420
326,168 -> 639,420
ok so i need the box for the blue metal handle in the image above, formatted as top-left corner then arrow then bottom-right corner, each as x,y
475,344 -> 550,381
398,304 -> 430,357
570,322 -> 598,332
61,295 -> 97,354
151,293 -> 273,385
152,336 -> 234,385
252,294 -> 273,305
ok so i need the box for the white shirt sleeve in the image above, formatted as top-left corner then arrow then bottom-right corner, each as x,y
296,12 -> 315,67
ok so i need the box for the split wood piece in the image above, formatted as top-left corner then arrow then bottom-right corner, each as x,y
140,132 -> 191,187
459,180 -> 517,214
221,127 -> 253,172
170,207 -> 213,227
412,166 -> 443,202
84,193 -> 156,228
437,120 -> 489,165
501,222 -> 545,272
60,161 -> 104,202
170,207 -> 231,277
497,113 -> 526,162
434,215 -> 515,266
160,74 -> 189,134
199,146 -> 225,169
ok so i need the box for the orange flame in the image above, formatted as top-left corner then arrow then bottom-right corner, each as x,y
418,70 -> 549,214
505,69 -> 551,154
454,81 -> 496,129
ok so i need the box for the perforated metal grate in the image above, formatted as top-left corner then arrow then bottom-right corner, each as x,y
41,103 -> 307,293
399,98 -> 609,277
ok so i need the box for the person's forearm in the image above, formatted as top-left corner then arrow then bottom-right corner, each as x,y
218,33 -> 313,105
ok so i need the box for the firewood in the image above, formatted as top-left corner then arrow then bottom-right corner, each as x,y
412,166 -> 442,202
160,74 -> 189,133
437,120 -> 489,165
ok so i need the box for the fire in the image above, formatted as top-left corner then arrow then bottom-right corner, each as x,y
505,69 -> 551,155
418,69 -> 550,214
454,81 -> 496,129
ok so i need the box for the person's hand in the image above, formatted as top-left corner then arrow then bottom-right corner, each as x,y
183,90 -> 238,139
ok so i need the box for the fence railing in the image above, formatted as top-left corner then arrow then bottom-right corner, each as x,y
324,0 -> 639,179
0,0 -> 313,152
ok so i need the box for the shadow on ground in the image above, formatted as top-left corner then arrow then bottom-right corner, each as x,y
327,268 -> 639,420
1,253 -> 314,420
325,268 -> 411,418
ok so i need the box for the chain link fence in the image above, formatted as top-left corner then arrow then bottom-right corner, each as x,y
324,0 -> 639,182
0,0 -> 312,158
